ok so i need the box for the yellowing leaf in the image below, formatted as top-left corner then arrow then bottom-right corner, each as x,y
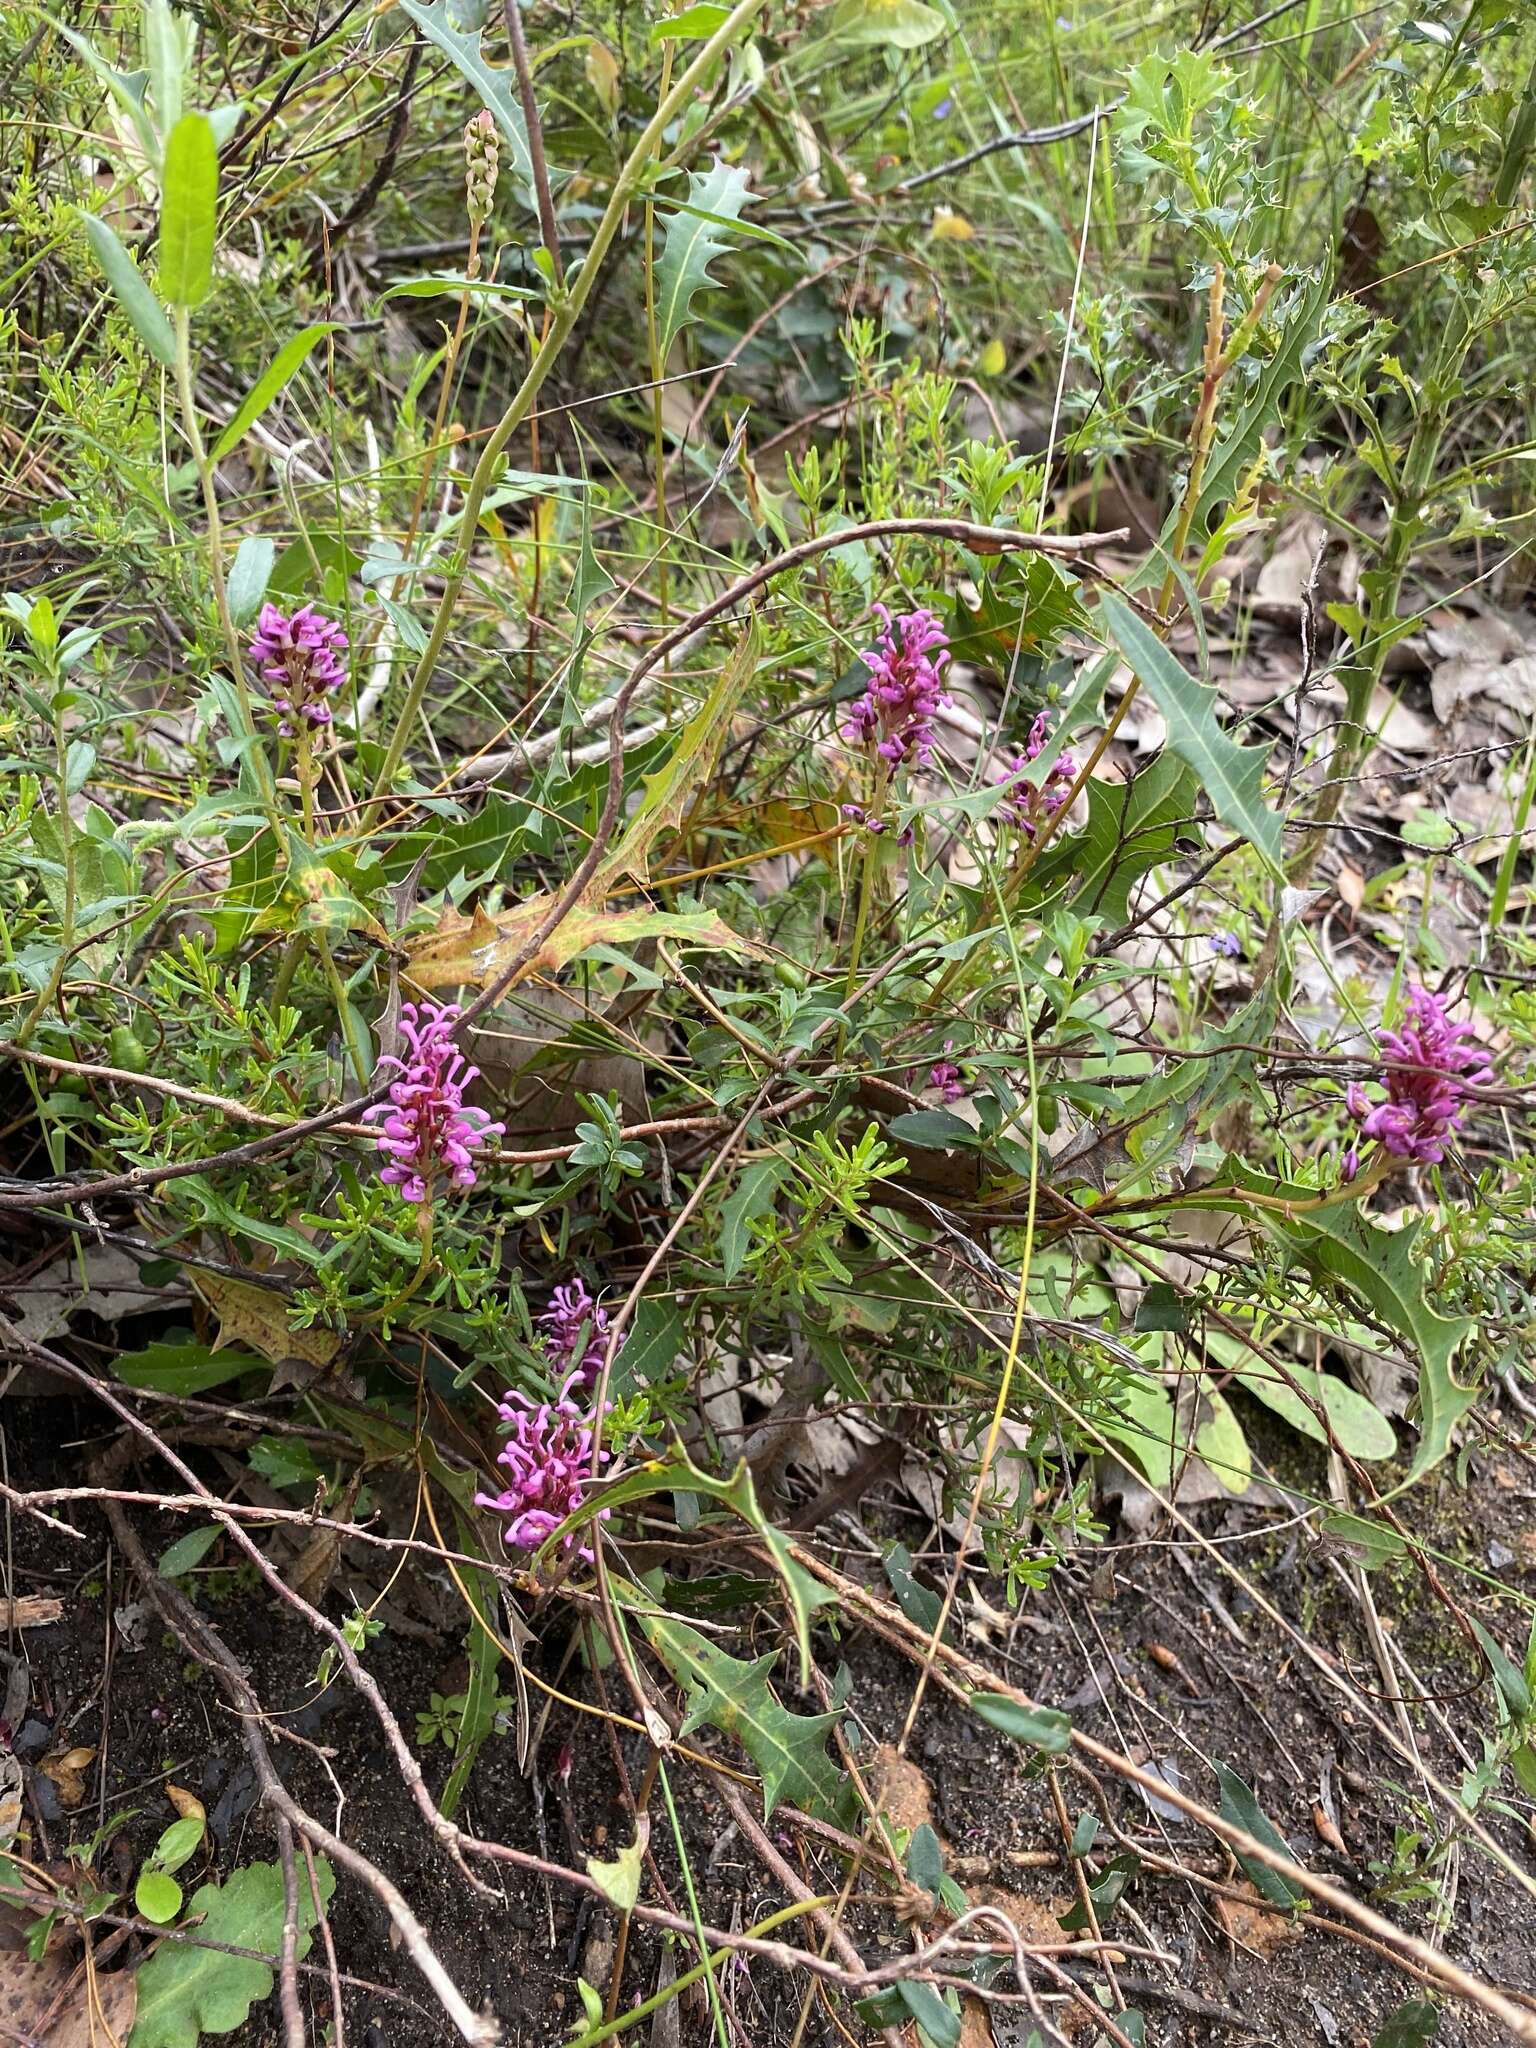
167,1783 -> 207,1824
977,337 -> 1007,377
405,898 -> 760,993
192,1271 -> 342,1372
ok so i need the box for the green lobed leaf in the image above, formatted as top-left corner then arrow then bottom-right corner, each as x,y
211,324 -> 343,460
653,160 -> 756,360
1372,2001 -> 1440,2048
1274,1204 -> 1473,1488
159,114 -> 218,309
130,1858 -> 335,2048
586,1831 -> 644,1911
77,212 -> 176,365
1097,594 -> 1283,873
1027,745 -> 1196,929
640,1614 -> 849,1819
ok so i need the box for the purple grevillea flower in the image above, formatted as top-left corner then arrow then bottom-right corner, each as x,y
1346,984 -> 1493,1166
842,605 -> 951,769
248,603 -> 348,732
475,1378 -> 608,1557
539,1278 -> 623,1389
995,709 -> 1076,838
929,1060 -> 966,1104
362,1000 -> 505,1203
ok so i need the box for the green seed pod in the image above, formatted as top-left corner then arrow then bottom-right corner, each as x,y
773,959 -> 808,991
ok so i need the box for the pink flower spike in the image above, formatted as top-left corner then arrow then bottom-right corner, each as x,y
362,1001 -> 505,1203
248,603 -> 348,734
995,709 -> 1077,838
1346,984 -> 1492,1167
841,605 -> 951,770
475,1377 -> 609,1558
539,1278 -> 624,1389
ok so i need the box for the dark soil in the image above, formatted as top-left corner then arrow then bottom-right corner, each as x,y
7,1386 -> 1536,2048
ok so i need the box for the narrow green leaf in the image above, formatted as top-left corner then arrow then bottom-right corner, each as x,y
143,0 -> 191,133
894,1980 -> 961,2047
159,113 -> 218,309
1097,593 -> 1283,872
968,1691 -> 1073,1755
211,323 -> 342,460
225,535 -> 275,626
114,1338 -> 259,1394
887,1109 -> 981,1150
158,1524 -> 221,1577
1470,1617 -> 1532,1722
719,1157 -> 785,1284
76,212 -> 176,365
1214,1763 -> 1306,1908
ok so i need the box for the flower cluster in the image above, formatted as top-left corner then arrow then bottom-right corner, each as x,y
248,603 -> 348,732
1347,984 -> 1492,1166
363,1001 -> 505,1204
475,1379 -> 608,1557
928,1060 -> 966,1103
539,1278 -> 623,1389
842,605 -> 951,769
464,108 -> 499,226
995,709 -> 1076,838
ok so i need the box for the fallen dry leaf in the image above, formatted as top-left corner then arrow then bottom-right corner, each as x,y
0,1597 -> 62,1629
1312,1803 -> 1348,1856
1215,1881 -> 1306,1956
39,1747 -> 97,1811
971,1884 -> 1076,1948
50,1967 -> 137,2048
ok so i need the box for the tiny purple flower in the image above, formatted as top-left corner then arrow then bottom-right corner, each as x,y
1209,931 -> 1243,959
842,605 -> 951,770
475,1377 -> 608,1557
248,603 -> 348,732
363,1000 -> 505,1203
539,1278 -> 623,1390
995,709 -> 1077,838
1346,984 -> 1492,1167
929,1060 -> 966,1104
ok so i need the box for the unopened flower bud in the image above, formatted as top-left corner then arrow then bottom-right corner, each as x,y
464,109 -> 499,226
